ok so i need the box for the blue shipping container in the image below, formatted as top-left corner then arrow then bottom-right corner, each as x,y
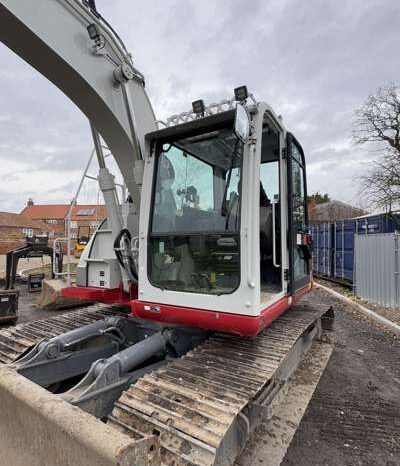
310,223 -> 332,277
355,213 -> 399,235
310,212 -> 400,284
333,221 -> 355,282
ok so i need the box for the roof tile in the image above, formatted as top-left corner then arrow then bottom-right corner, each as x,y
21,204 -> 107,222
0,211 -> 51,230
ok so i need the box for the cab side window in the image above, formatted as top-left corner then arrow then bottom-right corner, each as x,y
291,144 -> 306,232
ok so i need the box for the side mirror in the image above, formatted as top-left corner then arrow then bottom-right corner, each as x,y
234,103 -> 250,143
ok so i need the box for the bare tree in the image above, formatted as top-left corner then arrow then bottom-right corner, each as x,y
358,154 -> 400,209
353,82 -> 400,210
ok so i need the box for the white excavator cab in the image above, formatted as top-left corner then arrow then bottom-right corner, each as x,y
0,0 -> 311,335
134,95 -> 312,334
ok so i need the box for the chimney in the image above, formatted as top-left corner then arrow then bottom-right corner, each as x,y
27,198 -> 34,206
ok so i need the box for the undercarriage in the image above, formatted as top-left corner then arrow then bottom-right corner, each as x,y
0,297 -> 333,466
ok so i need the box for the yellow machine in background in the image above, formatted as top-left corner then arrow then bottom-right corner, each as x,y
74,226 -> 90,258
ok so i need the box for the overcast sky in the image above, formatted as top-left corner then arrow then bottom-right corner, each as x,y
0,0 -> 399,212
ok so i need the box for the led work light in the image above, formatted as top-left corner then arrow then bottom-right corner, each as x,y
87,23 -> 100,41
234,85 -> 249,102
192,99 -> 206,116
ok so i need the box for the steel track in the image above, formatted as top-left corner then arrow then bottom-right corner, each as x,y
108,297 -> 331,466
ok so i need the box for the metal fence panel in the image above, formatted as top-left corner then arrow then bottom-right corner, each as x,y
354,233 -> 400,308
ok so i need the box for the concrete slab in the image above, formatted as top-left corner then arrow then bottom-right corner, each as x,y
0,365 -> 159,466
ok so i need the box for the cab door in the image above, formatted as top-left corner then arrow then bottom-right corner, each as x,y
286,133 -> 311,294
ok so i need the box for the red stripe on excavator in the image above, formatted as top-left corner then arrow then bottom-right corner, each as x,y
61,286 -> 131,304
131,298 -> 287,336
132,285 -> 310,336
62,284 -> 310,336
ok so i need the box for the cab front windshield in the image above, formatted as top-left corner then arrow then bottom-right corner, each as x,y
149,127 -> 243,295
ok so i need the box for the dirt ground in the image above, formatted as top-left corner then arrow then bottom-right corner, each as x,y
282,287 -> 400,466
317,277 -> 400,326
2,284 -> 399,466
15,283 -> 68,323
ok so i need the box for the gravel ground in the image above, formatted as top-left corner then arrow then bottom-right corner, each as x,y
282,287 -> 400,466
317,277 -> 400,326
15,283 -> 69,323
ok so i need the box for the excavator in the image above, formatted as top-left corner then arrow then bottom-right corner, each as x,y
0,1 -> 333,465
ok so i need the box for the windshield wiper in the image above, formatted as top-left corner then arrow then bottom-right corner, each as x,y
221,166 -> 233,217
221,138 -> 240,218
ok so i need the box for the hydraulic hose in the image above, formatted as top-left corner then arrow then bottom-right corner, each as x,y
113,229 -> 138,282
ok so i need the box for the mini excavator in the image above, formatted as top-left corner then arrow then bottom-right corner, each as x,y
0,2 -> 331,465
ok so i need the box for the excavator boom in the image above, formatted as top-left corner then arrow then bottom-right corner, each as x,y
0,0 -> 156,209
